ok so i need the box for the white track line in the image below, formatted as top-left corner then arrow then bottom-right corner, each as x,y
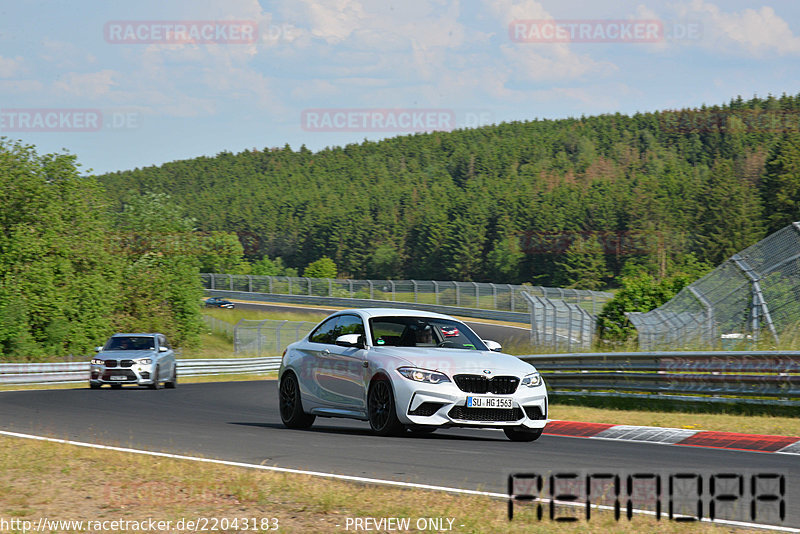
0,430 -> 795,532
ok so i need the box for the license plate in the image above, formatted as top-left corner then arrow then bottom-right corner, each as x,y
109,376 -> 127,381
467,396 -> 513,409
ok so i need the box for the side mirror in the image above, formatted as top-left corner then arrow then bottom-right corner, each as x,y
158,346 -> 168,352
483,340 -> 502,352
95,346 -> 103,353
335,334 -> 366,349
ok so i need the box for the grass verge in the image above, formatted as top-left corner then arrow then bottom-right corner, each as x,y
0,434 -> 765,533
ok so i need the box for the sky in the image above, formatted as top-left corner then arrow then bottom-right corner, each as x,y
1,0 -> 799,174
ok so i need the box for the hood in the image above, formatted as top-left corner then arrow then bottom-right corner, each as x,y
96,350 -> 157,359
368,346 -> 536,376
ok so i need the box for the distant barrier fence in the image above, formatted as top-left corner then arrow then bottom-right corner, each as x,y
201,273 -> 612,315
3,352 -> 797,406
203,315 -> 234,338
234,319 -> 317,356
521,351 -> 800,406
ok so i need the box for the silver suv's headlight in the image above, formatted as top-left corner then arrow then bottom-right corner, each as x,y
521,371 -> 542,388
91,358 -> 104,365
135,358 -> 153,365
397,367 -> 450,384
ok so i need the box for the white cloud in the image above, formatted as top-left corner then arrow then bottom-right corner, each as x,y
678,0 -> 800,56
54,70 -> 117,98
0,55 -> 23,78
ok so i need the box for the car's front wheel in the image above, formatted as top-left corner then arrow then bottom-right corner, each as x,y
368,377 -> 405,436
164,365 -> 177,389
149,365 -> 161,390
279,372 -> 315,429
504,426 -> 543,442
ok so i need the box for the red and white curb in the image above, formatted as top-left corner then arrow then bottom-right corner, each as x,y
544,421 -> 800,454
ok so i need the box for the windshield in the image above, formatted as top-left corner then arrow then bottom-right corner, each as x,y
105,336 -> 156,351
368,317 -> 487,351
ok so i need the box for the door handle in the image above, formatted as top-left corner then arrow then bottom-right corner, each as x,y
320,349 -> 330,357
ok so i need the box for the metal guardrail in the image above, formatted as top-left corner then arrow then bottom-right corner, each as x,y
2,352 -> 798,406
0,358 -> 282,385
521,351 -> 800,406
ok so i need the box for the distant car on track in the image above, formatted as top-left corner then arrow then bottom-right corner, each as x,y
278,309 -> 548,441
204,297 -> 235,308
90,333 -> 177,389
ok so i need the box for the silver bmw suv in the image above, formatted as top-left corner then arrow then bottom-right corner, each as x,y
90,333 -> 177,389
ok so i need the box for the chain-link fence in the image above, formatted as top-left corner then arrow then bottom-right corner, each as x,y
201,273 -> 611,315
521,293 -> 596,351
202,315 -> 234,339
628,222 -> 800,350
233,319 -> 317,356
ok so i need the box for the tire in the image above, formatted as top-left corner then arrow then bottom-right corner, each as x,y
367,377 -> 405,436
279,372 -> 315,429
149,365 -> 161,390
89,382 -> 101,389
164,365 -> 177,389
504,426 -> 543,442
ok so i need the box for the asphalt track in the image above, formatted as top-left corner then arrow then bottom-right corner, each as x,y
0,381 -> 797,528
231,301 -> 533,347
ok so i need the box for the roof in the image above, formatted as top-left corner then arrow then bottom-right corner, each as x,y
334,308 -> 456,320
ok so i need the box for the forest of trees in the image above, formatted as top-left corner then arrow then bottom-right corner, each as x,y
96,94 -> 800,289
4,94 -> 800,358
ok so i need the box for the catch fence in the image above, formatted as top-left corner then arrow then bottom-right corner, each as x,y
201,273 -> 611,315
628,222 -> 800,350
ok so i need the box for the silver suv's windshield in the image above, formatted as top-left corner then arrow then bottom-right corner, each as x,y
105,336 -> 155,351
369,317 -> 487,351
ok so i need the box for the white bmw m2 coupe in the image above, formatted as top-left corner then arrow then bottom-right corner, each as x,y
278,309 -> 548,441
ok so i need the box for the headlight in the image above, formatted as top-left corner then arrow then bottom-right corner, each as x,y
521,372 -> 542,388
136,358 -> 153,365
397,367 -> 450,384
91,358 -> 104,365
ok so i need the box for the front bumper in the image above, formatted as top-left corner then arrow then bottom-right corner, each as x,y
90,362 -> 157,386
393,374 -> 548,430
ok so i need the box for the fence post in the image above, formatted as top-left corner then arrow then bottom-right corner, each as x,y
433,281 -> 439,305
369,280 -> 374,300
257,320 -> 264,356
456,283 -> 460,307
411,280 -> 418,303
210,274 -> 215,290
228,274 -> 233,291
276,320 -> 288,354
247,275 -> 253,293
509,285 -> 515,312
329,278 -> 333,296
389,280 -> 395,301
288,277 -> 293,295
348,279 -> 354,297
473,282 -> 480,308
269,276 -> 273,294
567,304 -> 574,352
492,283 -> 497,310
